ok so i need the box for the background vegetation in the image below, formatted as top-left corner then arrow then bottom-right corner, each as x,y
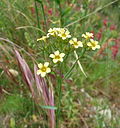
0,0 -> 120,128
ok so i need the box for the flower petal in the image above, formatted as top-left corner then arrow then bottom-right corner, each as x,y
74,45 -> 79,48
59,58 -> 63,62
96,45 -> 100,49
46,68 -> 51,73
73,38 -> 77,42
78,41 -> 83,47
87,42 -> 92,47
53,59 -> 58,63
67,35 -> 71,38
60,53 -> 65,57
48,28 -> 52,33
41,72 -> 46,77
49,54 -> 55,58
37,70 -> 42,75
92,47 -> 96,50
44,62 -> 49,67
95,41 -> 98,45
90,39 -> 94,42
38,63 -> 43,68
54,50 -> 59,55
37,38 -> 41,41
62,37 -> 66,40
82,34 -> 85,38
69,40 -> 73,44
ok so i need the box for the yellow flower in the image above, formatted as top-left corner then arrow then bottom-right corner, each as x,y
69,38 -> 83,48
47,28 -> 58,36
58,28 -> 71,40
49,50 -> 65,63
82,32 -> 93,39
87,39 -> 100,50
37,62 -> 51,77
37,36 -> 47,42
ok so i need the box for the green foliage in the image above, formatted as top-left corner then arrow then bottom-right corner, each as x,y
0,94 -> 32,115
24,32 -> 35,48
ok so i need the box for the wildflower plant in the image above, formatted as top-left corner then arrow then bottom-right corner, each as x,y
36,27 -> 100,127
2,27 -> 100,128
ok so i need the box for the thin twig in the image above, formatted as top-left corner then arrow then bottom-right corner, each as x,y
16,26 -> 45,34
74,50 -> 87,77
2,89 -> 13,95
79,113 -> 89,128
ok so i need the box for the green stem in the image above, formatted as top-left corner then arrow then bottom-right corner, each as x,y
56,64 -> 63,128
34,0 -> 41,36
64,48 -> 86,80
58,0 -> 63,27
40,1 -> 48,33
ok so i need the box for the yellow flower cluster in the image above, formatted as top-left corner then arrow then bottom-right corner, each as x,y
37,50 -> 65,77
82,32 -> 100,50
37,28 -> 100,77
82,32 -> 93,39
47,28 -> 71,40
37,28 -> 71,42
69,38 -> 83,48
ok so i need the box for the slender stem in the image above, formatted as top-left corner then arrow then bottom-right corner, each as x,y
64,48 -> 86,80
34,0 -> 41,36
56,64 -> 63,128
58,0 -> 63,27
74,50 -> 87,77
40,1 -> 48,33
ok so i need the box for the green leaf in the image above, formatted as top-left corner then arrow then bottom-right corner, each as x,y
41,105 -> 57,110
62,7 -> 71,17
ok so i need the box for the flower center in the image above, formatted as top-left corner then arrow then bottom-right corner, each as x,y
91,42 -> 96,47
74,41 -> 78,46
55,55 -> 60,59
41,66 -> 47,72
61,33 -> 66,37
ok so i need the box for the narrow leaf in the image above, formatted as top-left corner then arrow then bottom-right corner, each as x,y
41,105 -> 57,110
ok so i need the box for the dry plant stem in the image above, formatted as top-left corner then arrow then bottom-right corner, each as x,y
0,38 -> 37,63
79,113 -> 89,128
16,26 -> 45,34
2,89 -> 13,95
64,48 -> 86,80
74,50 -> 87,77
